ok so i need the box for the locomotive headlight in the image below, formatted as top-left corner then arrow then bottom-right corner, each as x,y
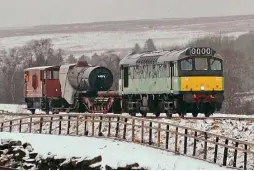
200,85 -> 205,90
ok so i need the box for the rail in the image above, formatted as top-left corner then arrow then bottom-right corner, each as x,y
0,114 -> 253,170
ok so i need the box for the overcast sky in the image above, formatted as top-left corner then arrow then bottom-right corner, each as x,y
0,0 -> 254,28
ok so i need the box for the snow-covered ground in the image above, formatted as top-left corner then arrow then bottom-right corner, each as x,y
0,132 -> 230,170
0,104 -> 28,114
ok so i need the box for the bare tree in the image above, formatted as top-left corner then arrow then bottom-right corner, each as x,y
0,47 -> 24,103
66,54 -> 77,64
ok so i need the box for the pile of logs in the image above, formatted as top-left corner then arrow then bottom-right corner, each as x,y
0,139 -> 146,170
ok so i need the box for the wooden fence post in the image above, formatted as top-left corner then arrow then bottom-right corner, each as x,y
204,132 -> 208,160
108,117 -> 111,137
233,142 -> 239,167
92,116 -> 95,136
123,118 -> 127,139
84,116 -> 88,135
58,116 -> 62,135
0,123 -> 3,132
132,119 -> 135,142
98,116 -> 102,136
244,144 -> 247,170
165,125 -> 169,149
19,119 -> 22,133
157,123 -> 161,147
214,137 -> 219,163
29,117 -> 32,133
67,116 -> 70,135
141,120 -> 144,143
175,127 -> 179,153
223,139 -> 229,166
9,121 -> 12,132
193,131 -> 197,156
39,117 -> 43,134
49,117 -> 53,134
76,116 -> 79,135
149,122 -> 152,145
184,129 -> 188,154
115,117 -> 120,137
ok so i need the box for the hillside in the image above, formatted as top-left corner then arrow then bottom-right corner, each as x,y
0,14 -> 253,57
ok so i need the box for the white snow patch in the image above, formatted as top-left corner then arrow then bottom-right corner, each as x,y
0,132 -> 230,170
0,104 -> 29,113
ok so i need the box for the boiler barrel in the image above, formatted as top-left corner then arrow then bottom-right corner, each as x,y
68,66 -> 113,91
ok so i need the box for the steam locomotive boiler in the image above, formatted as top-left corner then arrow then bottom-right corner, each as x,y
67,63 -> 113,92
24,61 -> 116,114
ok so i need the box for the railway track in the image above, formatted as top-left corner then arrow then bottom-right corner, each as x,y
1,111 -> 254,121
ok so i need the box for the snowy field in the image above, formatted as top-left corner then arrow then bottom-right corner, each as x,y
0,15 -> 253,57
0,30 -> 209,56
0,132 -> 230,170
0,30 -> 248,57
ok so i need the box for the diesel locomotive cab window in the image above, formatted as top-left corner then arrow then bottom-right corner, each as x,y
210,59 -> 222,70
181,59 -> 192,70
195,58 -> 208,70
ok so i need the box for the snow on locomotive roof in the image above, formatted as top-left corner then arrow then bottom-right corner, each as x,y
24,65 -> 60,71
120,47 -> 220,66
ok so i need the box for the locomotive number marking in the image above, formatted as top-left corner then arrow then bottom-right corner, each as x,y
190,47 -> 212,56
98,75 -> 106,78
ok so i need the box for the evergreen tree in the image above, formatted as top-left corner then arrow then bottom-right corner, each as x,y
132,43 -> 141,53
143,38 -> 157,52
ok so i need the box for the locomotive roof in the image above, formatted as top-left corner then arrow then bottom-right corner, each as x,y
24,65 -> 60,71
119,47 -> 222,66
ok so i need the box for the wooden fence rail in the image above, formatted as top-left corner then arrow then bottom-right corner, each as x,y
0,114 -> 253,170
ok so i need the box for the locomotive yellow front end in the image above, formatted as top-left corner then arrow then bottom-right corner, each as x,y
178,47 -> 224,117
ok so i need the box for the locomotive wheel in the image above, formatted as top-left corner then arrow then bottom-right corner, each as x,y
191,104 -> 199,117
204,103 -> 214,117
178,100 -> 187,118
155,112 -> 160,117
204,111 -> 212,117
192,112 -> 198,117
129,111 -> 136,117
140,111 -> 147,117
29,109 -> 35,114
178,113 -> 185,118
166,112 -> 172,118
